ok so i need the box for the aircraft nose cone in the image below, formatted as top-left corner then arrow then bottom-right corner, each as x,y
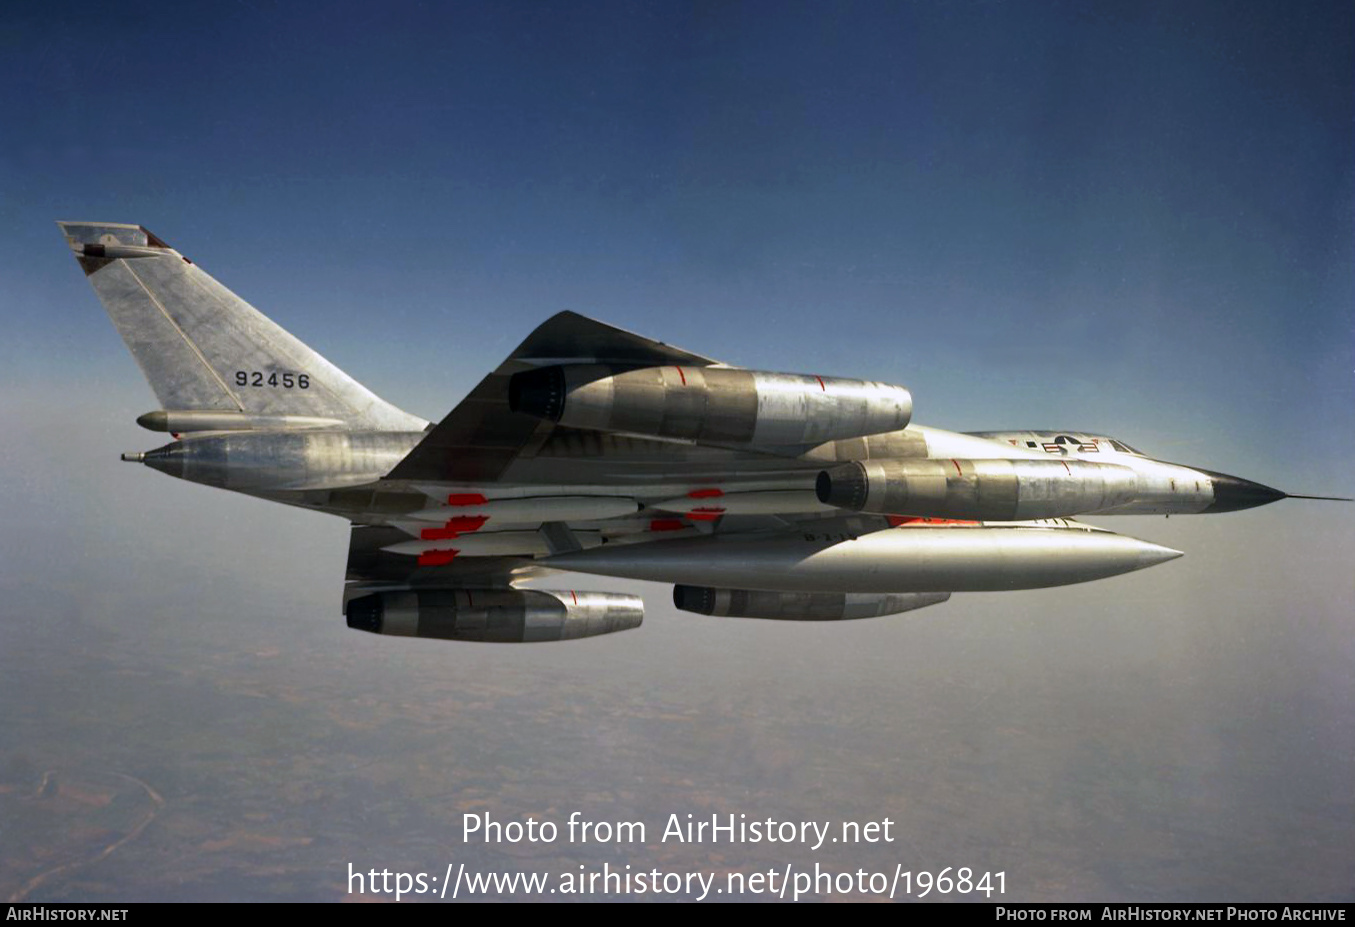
1199,470 -> 1288,513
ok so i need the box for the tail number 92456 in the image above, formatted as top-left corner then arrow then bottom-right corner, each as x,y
235,371 -> 310,389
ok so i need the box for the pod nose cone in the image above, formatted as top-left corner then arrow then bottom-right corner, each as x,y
1139,542 -> 1185,569
1200,470 -> 1287,513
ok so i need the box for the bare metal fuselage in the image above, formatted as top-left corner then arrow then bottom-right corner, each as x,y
64,220 -> 1322,640
132,423 -> 1265,521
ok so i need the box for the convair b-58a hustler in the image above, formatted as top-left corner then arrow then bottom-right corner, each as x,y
61,222 -> 1349,643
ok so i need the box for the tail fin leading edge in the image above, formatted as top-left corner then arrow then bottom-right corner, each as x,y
59,222 -> 426,432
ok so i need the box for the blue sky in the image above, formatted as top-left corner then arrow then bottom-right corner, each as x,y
1,1 -> 1352,901
4,2 -> 1351,485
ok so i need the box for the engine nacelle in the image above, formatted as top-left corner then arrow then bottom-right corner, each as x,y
345,589 -> 643,642
673,585 -> 950,620
817,458 -> 1141,521
509,364 -> 912,447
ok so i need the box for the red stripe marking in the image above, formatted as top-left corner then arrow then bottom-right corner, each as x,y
688,488 -> 724,498
417,549 -> 459,566
570,590 -> 578,605
444,515 -> 488,532
675,365 -> 687,386
446,493 -> 488,506
420,527 -> 461,541
649,519 -> 686,532
815,375 -> 826,391
951,459 -> 963,477
889,516 -> 979,527
687,512 -> 721,521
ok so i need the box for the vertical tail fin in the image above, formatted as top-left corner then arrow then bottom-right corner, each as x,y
58,222 -> 427,432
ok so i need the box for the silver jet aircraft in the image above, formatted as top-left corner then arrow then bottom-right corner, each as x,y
60,222 -> 1346,643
